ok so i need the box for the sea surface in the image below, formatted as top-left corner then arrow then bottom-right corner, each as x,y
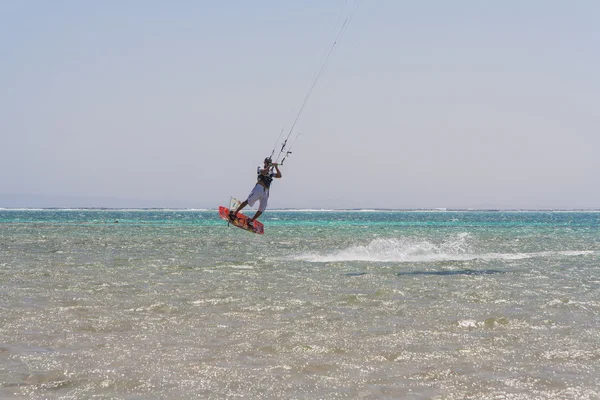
1,209 -> 599,399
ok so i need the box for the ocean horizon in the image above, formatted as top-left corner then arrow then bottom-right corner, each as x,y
1,207 -> 599,212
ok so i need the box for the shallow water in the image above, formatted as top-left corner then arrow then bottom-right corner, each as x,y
1,210 -> 599,399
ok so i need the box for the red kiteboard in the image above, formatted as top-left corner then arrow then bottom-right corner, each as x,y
218,206 -> 264,235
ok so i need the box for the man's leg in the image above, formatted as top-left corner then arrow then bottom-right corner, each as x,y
231,200 -> 248,218
248,195 -> 266,225
248,210 -> 262,223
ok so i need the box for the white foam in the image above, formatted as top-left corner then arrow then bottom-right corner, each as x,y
294,237 -> 596,263
295,235 -> 470,262
221,265 -> 254,270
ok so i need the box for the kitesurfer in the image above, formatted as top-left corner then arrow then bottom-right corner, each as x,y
230,157 -> 282,227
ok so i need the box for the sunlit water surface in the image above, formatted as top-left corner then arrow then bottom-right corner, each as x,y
1,210 -> 599,399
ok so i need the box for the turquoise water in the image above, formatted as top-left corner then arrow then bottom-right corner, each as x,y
1,210 -> 599,399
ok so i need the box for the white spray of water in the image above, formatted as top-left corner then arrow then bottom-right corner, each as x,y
295,234 -> 594,263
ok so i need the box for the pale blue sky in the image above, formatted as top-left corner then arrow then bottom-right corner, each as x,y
2,1 -> 599,208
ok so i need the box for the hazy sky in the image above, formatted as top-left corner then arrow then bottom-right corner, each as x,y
2,1 -> 599,209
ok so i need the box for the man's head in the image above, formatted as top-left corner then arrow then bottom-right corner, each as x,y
264,157 -> 272,166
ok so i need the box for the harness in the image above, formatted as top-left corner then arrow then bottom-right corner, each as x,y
257,167 -> 274,189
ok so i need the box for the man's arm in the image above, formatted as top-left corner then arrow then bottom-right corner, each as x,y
272,164 -> 282,178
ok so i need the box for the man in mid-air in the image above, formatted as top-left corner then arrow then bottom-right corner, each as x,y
230,157 -> 282,227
